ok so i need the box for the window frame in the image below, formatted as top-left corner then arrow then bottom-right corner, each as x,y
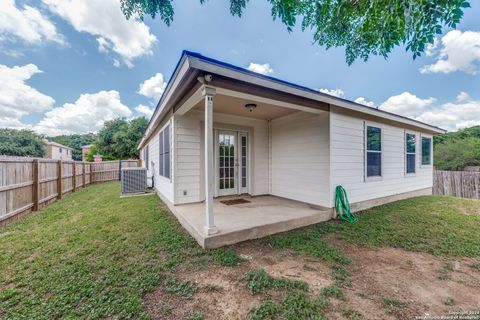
158,122 -> 171,180
405,131 -> 417,176
364,122 -> 383,181
420,134 -> 433,167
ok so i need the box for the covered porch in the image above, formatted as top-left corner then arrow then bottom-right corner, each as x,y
170,77 -> 332,247
172,195 -> 333,248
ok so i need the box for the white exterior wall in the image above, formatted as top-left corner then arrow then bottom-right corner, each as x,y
329,111 -> 433,207
48,145 -> 72,161
174,109 -> 269,205
271,112 -> 330,207
140,116 -> 174,204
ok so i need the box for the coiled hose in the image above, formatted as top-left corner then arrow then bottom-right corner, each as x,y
335,185 -> 358,222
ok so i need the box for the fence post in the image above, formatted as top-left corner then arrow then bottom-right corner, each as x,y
119,160 -> 122,181
83,162 -> 86,188
90,163 -> 93,183
57,160 -> 63,199
72,162 -> 76,192
32,159 -> 39,211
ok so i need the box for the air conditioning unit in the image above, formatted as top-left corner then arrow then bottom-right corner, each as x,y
121,167 -> 147,195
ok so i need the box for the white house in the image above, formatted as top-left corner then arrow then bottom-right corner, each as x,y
138,51 -> 444,248
44,141 -> 73,161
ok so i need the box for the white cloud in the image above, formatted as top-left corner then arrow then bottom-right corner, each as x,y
417,96 -> 480,131
318,88 -> 345,98
34,90 -> 132,135
420,30 -> 480,75
247,62 -> 274,75
0,64 -> 55,125
456,91 -> 470,102
0,0 -> 65,45
354,97 -> 376,108
379,92 -> 436,118
135,104 -> 154,118
138,73 -> 167,100
43,0 -> 156,66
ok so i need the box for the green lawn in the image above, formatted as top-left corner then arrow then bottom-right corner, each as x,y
1,183 -> 480,319
0,182 -> 215,319
264,195 -> 480,258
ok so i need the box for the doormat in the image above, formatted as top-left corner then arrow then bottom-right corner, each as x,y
220,198 -> 251,205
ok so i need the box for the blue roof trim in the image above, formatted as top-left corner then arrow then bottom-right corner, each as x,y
181,50 -> 445,132
145,50 -> 444,137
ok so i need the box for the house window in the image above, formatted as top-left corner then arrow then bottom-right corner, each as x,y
406,133 -> 416,174
59,147 -> 62,153
159,124 -> 170,178
421,136 -> 432,165
366,125 -> 382,178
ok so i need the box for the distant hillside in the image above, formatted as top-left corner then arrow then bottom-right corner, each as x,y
434,125 -> 480,170
50,134 -> 96,161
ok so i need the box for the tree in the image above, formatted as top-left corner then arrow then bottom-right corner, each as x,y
50,133 -> 96,161
0,129 -> 45,157
95,117 -> 149,160
120,0 -> 470,64
434,137 -> 480,170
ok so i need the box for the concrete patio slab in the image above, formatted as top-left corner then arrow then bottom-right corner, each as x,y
171,195 -> 334,248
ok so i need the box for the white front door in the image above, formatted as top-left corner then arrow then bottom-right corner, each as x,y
216,130 -> 249,196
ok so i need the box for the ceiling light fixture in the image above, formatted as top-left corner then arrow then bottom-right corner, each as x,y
245,103 -> 257,112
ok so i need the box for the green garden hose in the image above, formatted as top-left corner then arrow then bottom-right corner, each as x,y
335,185 -> 358,222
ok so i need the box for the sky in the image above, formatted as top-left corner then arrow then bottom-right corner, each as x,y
0,0 -> 479,135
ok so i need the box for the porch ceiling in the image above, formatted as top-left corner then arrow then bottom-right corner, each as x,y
193,94 -> 298,120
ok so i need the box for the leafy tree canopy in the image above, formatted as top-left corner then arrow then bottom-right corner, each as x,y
0,129 -> 45,157
50,134 -> 96,161
120,0 -> 470,64
434,126 -> 480,170
95,117 -> 149,160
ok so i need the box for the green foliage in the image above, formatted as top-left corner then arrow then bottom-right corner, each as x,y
165,277 -> 198,297
242,268 -> 309,295
96,117 -> 148,160
50,133 -> 95,160
248,299 -> 281,320
119,0 -> 470,64
433,134 -> 480,170
0,129 -> 45,157
281,291 -> 327,320
186,311 -> 204,320
319,285 -> 346,301
208,248 -> 244,266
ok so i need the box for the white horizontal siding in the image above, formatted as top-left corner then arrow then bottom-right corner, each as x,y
271,112 -> 330,207
174,113 -> 201,204
330,112 -> 433,206
139,116 -> 174,204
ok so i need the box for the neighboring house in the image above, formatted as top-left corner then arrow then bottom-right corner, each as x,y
138,51 -> 444,248
81,144 -> 92,161
44,141 -> 72,161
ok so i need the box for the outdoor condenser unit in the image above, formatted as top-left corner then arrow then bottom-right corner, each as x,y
121,167 -> 147,195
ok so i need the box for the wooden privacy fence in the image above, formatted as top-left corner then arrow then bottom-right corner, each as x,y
433,170 -> 480,199
0,158 -> 139,226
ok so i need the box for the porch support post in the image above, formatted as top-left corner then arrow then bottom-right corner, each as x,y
203,86 -> 218,235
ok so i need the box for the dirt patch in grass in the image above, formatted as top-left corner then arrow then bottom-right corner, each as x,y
331,236 -> 480,319
143,246 -> 333,319
144,241 -> 480,320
